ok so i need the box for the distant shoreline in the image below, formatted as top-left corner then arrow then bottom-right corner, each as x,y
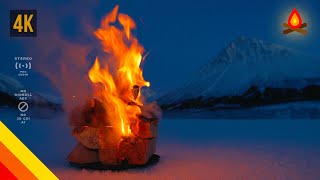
162,101 -> 320,119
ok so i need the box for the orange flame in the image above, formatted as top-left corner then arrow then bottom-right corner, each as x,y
88,5 -> 149,136
288,8 -> 302,29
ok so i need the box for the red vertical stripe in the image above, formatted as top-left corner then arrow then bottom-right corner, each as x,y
0,162 -> 18,180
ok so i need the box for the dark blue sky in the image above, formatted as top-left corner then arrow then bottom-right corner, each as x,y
1,0 -> 319,96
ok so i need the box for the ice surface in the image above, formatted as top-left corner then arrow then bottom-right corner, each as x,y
164,101 -> 320,119
1,106 -> 320,179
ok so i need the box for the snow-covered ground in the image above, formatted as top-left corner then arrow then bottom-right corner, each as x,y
1,107 -> 320,179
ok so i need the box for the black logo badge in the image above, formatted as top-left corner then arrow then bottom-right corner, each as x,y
10,10 -> 37,37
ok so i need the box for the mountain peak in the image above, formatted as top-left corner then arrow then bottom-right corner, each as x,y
0,74 -> 24,93
158,36 -> 320,105
213,36 -> 294,64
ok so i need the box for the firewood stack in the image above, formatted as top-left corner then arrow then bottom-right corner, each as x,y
67,86 -> 160,167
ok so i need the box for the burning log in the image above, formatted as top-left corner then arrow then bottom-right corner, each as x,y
72,126 -> 100,149
132,85 -> 139,100
98,127 -> 122,165
67,143 -> 100,164
119,136 -> 156,165
68,94 -> 160,167
131,119 -> 158,139
140,102 -> 162,121
68,110 -> 159,167
69,98 -> 108,128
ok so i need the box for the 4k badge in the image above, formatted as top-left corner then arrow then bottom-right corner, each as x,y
10,10 -> 37,37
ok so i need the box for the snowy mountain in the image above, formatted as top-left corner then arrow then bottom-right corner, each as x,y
0,73 -> 62,110
0,74 -> 24,94
158,36 -> 320,109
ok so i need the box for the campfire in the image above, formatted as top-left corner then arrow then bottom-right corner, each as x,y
282,8 -> 307,35
67,5 -> 161,169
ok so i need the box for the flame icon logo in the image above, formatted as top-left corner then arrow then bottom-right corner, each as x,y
282,8 -> 308,35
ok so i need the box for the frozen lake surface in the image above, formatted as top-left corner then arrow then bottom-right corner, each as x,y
1,107 -> 320,179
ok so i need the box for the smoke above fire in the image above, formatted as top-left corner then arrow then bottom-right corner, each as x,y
27,1 -> 97,113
